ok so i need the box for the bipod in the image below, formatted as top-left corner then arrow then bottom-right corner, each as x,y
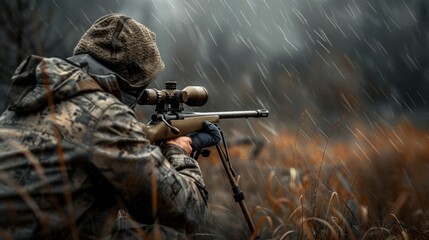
195,129 -> 261,239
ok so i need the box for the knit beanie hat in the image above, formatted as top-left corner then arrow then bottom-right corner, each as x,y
73,13 -> 165,88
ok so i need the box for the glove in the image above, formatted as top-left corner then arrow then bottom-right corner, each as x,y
188,121 -> 221,152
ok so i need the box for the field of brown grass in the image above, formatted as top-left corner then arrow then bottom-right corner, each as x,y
197,120 -> 429,239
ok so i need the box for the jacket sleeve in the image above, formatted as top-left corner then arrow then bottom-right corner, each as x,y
89,102 -> 208,232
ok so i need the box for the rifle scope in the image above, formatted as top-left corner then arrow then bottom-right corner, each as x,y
138,81 -> 208,108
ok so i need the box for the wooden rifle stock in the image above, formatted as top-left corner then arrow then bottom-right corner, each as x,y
142,109 -> 269,143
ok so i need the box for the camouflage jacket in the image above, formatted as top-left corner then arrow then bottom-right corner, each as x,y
0,54 -> 208,239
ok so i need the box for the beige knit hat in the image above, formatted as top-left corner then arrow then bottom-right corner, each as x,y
74,13 -> 165,88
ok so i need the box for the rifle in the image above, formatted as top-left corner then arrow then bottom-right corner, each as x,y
139,81 -> 269,237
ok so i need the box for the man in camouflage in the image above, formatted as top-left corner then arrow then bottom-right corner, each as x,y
0,13 -> 219,239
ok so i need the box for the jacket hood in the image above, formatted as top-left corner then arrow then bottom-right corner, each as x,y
7,54 -> 123,112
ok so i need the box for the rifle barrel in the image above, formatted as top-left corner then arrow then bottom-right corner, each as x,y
182,109 -> 269,119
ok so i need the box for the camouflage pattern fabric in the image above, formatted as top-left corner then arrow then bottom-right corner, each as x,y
0,55 -> 208,240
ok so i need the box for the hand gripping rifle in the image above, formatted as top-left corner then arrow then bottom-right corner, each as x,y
139,81 -> 268,237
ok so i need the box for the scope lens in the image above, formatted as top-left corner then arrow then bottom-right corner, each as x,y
181,86 -> 208,106
138,89 -> 158,105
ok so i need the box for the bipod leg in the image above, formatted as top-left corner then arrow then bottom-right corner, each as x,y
215,131 -> 260,238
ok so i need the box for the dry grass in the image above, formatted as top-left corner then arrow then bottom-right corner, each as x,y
199,120 -> 429,239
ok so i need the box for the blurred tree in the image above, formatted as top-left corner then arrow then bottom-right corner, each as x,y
0,0 -> 71,111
